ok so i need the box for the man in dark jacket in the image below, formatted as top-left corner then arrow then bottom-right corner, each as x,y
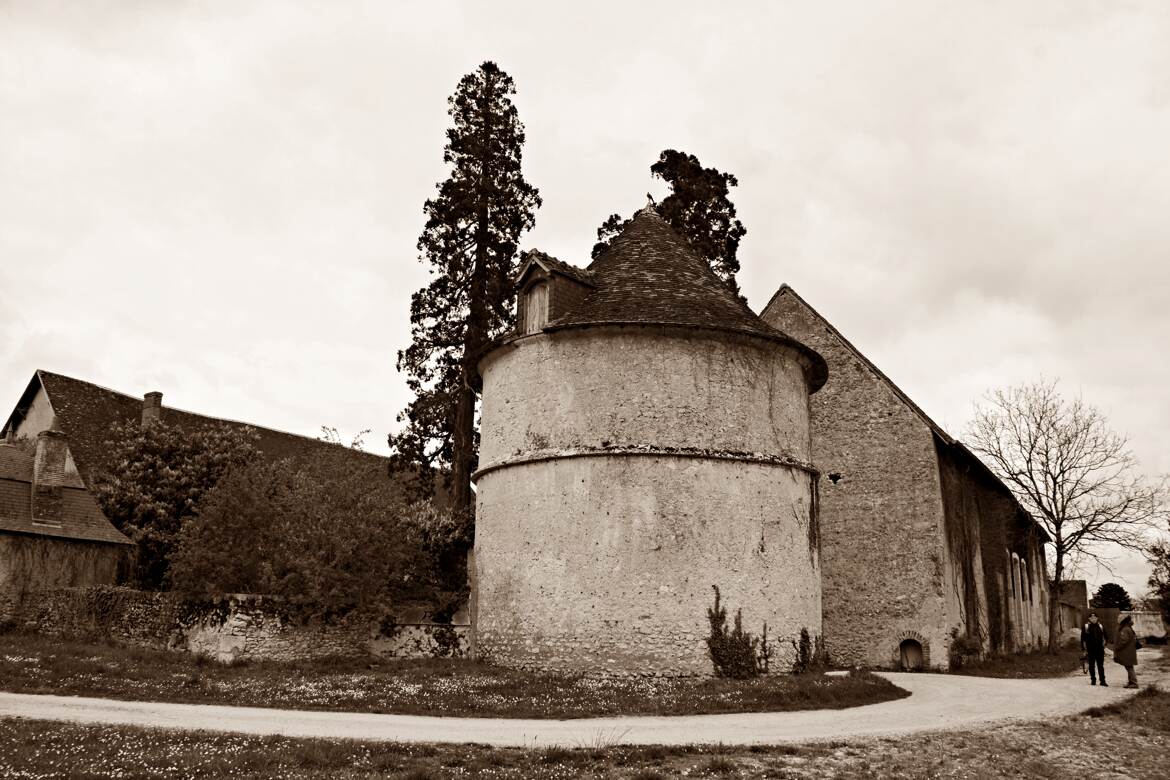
1081,612 -> 1107,686
1114,615 -> 1139,688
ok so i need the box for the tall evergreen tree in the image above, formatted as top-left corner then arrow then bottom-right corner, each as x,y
1090,582 -> 1134,611
391,62 -> 540,512
593,149 -> 746,294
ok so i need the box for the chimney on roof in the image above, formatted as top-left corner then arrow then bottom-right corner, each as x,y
142,391 -> 163,429
32,428 -> 67,525
1,427 -> 13,446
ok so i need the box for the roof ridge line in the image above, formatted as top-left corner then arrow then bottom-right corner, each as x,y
34,370 -> 381,458
762,287 -> 955,445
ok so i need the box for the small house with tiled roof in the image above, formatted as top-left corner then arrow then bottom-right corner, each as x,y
2,370 -> 406,615
761,285 -> 1050,669
472,207 -> 828,676
0,422 -> 131,613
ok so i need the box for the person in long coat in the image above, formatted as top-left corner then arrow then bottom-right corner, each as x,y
1114,615 -> 1139,688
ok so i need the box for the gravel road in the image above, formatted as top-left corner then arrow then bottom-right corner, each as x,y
1,649 -> 1164,747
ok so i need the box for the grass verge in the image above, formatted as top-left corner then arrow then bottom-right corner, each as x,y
950,648 -> 1081,678
2,687 -> 1167,778
0,631 -> 906,718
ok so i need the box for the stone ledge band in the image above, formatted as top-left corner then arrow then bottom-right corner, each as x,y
472,447 -> 819,483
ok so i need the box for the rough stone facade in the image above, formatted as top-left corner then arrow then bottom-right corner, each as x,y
0,535 -> 124,618
7,587 -> 470,663
935,440 -> 1048,654
474,326 -> 822,676
761,286 -> 1050,669
1121,611 -> 1168,640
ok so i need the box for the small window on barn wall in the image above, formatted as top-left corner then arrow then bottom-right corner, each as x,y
522,281 -> 549,334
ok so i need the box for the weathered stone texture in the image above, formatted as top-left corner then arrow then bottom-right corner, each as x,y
1122,611 -> 1168,640
7,587 -> 470,663
0,535 -> 123,616
475,456 -> 819,675
5,586 -> 180,646
478,328 -> 812,470
761,294 -> 952,669
475,326 -> 820,676
936,441 -> 1048,655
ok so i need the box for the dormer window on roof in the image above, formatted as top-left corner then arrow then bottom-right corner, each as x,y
522,281 -> 549,334
512,249 -> 596,336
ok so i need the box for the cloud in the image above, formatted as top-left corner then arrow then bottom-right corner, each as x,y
2,1 -> 1166,587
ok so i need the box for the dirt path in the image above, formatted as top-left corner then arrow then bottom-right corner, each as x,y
1,649 -> 1165,747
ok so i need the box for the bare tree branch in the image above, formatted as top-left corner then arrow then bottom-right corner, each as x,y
966,378 -> 1169,651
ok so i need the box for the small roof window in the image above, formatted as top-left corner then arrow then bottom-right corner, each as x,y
522,281 -> 549,334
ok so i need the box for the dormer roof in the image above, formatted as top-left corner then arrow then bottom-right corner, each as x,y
515,249 -> 596,288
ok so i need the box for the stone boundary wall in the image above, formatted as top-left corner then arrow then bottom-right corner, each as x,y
5,587 -> 470,663
1121,611 -> 1168,640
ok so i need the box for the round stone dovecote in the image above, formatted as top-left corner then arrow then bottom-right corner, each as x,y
471,207 -> 827,676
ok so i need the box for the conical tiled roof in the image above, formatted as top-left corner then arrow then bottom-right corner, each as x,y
551,207 -> 764,334
547,207 -> 827,388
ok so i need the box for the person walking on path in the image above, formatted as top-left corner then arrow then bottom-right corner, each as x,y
1114,615 -> 1139,689
1081,612 -> 1107,686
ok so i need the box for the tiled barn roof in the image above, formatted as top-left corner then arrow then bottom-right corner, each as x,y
2,371 -> 432,544
517,249 -> 596,287
0,481 -> 132,545
516,207 -> 827,389
0,444 -> 33,483
25,370 -> 394,491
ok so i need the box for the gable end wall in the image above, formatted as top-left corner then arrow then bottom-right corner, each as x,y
761,292 -> 952,669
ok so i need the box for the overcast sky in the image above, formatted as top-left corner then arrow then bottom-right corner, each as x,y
2,1 -> 1167,596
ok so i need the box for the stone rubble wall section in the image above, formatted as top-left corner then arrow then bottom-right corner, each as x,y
0,535 -> 123,615
475,327 -> 821,676
1122,611 -> 1168,640
762,295 -> 954,669
6,587 -> 469,663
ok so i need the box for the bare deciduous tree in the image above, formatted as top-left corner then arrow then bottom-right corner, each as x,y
967,379 -> 1168,651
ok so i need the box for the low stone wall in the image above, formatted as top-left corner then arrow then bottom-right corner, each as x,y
6,586 -> 181,648
6,586 -> 471,663
1121,611 -> 1168,640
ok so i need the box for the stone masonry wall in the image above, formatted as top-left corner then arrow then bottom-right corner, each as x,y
475,326 -> 821,676
0,534 -> 123,616
935,440 -> 995,653
478,327 -> 813,471
6,587 -> 470,663
475,456 -> 820,676
935,440 -> 1048,657
762,293 -> 952,669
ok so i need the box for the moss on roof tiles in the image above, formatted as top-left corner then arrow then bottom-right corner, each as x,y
540,208 -> 827,389
34,371 -> 399,494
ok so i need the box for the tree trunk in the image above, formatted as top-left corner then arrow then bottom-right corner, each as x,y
450,71 -> 495,516
1047,554 -> 1063,653
450,380 -> 476,513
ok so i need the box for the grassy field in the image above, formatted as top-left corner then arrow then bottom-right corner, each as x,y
0,631 -> 906,718
950,647 -> 1082,678
2,684 -> 1166,778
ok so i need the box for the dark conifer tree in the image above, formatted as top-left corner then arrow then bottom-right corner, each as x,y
1090,582 -> 1134,611
391,62 -> 540,512
593,149 -> 747,294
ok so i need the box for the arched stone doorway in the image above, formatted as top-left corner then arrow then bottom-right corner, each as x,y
899,639 -> 924,671
893,630 -> 930,670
